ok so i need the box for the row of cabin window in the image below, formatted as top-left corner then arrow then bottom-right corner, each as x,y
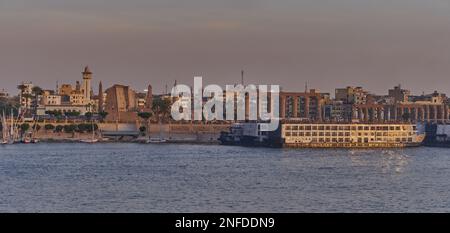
288,137 -> 414,143
284,132 -> 413,137
284,125 -> 415,131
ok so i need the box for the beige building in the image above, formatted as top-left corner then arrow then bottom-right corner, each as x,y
58,82 -> 86,105
41,90 -> 61,105
335,86 -> 368,105
69,93 -> 85,105
36,105 -> 90,116
388,85 -> 410,103
18,81 -> 34,110
280,89 -> 326,121
36,66 -> 96,116
0,89 -> 9,98
59,84 -> 73,96
57,66 -> 93,106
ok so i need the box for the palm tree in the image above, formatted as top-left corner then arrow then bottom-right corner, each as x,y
138,112 -> 153,136
85,112 -> 93,120
85,103 -> 93,114
98,111 -> 108,122
151,97 -> 171,123
0,97 -> 20,116
20,123 -> 30,137
17,84 -> 27,95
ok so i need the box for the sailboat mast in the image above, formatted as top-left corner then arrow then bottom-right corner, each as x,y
4,111 -> 6,140
3,110 -> 9,140
1,111 -> 5,140
10,109 -> 14,140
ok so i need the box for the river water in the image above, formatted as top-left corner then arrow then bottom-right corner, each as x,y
0,143 -> 449,212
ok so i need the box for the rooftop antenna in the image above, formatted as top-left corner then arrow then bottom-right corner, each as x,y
56,81 -> 59,93
241,70 -> 244,86
305,81 -> 308,92
173,80 -> 178,94
165,84 -> 168,95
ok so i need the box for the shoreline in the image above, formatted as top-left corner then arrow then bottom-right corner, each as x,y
1,138 -> 221,145
2,139 -> 445,148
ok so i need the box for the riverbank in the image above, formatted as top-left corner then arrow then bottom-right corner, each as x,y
1,123 -> 228,144
1,132 -> 221,144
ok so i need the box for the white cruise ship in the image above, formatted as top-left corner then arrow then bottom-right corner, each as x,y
282,123 -> 425,148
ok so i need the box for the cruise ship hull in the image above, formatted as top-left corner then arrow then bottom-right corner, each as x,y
219,122 -> 425,149
283,142 -> 422,148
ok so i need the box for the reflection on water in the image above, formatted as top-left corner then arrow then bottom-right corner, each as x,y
0,144 -> 450,212
380,150 -> 410,174
346,149 -> 410,174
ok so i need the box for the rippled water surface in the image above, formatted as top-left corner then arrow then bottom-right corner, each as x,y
1,143 -> 450,212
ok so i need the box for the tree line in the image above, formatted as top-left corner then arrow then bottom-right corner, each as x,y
10,123 -> 100,134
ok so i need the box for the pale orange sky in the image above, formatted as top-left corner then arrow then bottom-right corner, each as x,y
1,0 -> 450,96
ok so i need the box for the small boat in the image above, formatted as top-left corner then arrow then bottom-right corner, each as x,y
22,138 -> 31,144
145,120 -> 167,143
1,140 -> 14,145
80,138 -> 99,143
1,111 -> 7,144
31,139 -> 40,143
146,138 -> 167,143
80,120 -> 98,143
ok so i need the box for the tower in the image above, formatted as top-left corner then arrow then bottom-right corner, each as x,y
82,66 -> 92,102
145,84 -> 153,110
75,81 -> 81,91
98,81 -> 103,112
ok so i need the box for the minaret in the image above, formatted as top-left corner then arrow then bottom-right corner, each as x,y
82,66 -> 92,102
76,81 -> 81,91
98,81 -> 103,112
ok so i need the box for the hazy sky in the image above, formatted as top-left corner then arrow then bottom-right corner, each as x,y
1,0 -> 450,96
